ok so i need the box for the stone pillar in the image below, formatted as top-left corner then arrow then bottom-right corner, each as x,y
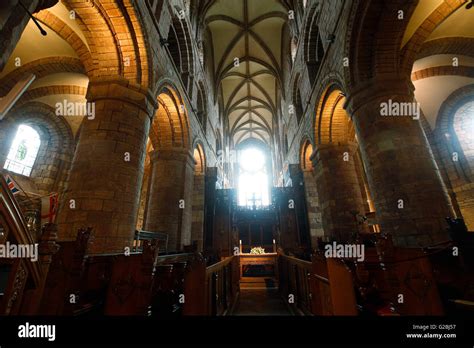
347,77 -> 453,246
301,168 -> 324,248
191,170 -> 205,252
204,167 -> 217,250
289,164 -> 311,249
311,142 -> 368,243
56,78 -> 156,254
144,147 -> 194,252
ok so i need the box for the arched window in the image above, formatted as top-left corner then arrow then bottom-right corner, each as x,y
291,37 -> 298,63
237,147 -> 270,208
3,124 -> 41,176
453,100 -> 474,170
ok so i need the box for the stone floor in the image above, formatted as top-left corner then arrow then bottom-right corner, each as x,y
232,277 -> 292,316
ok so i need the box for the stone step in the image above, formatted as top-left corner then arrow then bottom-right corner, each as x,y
240,277 -> 278,289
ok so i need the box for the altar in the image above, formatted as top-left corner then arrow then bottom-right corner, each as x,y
239,253 -> 278,278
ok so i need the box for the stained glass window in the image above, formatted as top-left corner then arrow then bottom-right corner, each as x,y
238,147 -> 270,208
3,125 -> 41,176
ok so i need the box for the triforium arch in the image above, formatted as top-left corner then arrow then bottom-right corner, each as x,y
166,4 -> 196,93
303,2 -> 324,85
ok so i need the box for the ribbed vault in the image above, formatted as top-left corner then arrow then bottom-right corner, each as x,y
204,0 -> 287,146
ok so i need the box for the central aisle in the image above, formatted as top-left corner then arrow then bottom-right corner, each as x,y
231,277 -> 292,316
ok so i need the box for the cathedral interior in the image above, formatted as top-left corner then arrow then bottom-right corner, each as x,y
0,0 -> 474,342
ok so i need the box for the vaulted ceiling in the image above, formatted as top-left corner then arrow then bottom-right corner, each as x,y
204,0 -> 287,146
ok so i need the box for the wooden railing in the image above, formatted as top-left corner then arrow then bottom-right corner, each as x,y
184,255 -> 239,315
278,252 -> 358,316
278,254 -> 313,314
0,175 -> 59,315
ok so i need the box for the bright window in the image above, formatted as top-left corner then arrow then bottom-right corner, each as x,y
238,147 -> 270,207
3,125 -> 41,176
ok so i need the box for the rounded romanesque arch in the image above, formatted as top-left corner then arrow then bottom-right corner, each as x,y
193,142 -> 206,175
299,138 -> 313,172
303,3 -> 325,85
61,0 -> 152,86
344,0 -> 418,89
434,84 -> 474,229
314,85 -> 355,145
167,5 -> 195,94
150,84 -> 191,150
291,74 -> 304,124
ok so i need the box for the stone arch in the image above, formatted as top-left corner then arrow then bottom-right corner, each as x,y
416,37 -> 474,61
61,0 -> 151,85
314,85 -> 355,145
193,142 -> 206,175
303,3 -> 324,84
400,0 -> 467,74
35,10 -> 93,74
17,85 -> 87,105
435,84 -> 474,229
344,0 -> 417,88
0,57 -> 85,95
292,74 -> 304,124
196,81 -> 207,131
150,83 -> 191,150
167,5 -> 195,92
0,102 -> 74,194
299,138 -> 313,171
435,84 -> 474,184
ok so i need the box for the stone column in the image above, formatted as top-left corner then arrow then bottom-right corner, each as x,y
301,167 -> 324,248
144,147 -> 195,252
347,77 -> 454,246
203,167 -> 217,250
56,78 -> 156,254
311,142 -> 368,243
191,170 -> 205,252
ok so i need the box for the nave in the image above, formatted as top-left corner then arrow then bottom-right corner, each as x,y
0,0 -> 474,322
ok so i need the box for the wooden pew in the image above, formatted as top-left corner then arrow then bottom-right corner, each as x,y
39,227 -> 92,315
351,234 -> 444,315
104,241 -> 158,315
